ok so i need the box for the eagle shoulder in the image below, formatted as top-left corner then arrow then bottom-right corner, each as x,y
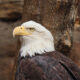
16,54 -> 77,80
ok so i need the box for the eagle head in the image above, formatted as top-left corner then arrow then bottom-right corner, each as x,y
13,21 -> 55,57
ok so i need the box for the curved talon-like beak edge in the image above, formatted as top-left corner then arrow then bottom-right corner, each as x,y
13,26 -> 30,37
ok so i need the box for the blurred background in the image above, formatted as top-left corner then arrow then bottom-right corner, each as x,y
0,0 -> 80,80
0,0 -> 23,80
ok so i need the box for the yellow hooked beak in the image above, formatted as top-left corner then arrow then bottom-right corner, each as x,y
13,26 -> 31,37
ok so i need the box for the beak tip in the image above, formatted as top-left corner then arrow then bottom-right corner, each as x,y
13,32 -> 15,38
13,36 -> 15,38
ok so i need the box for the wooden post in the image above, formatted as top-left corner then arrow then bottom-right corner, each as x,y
22,0 -> 78,56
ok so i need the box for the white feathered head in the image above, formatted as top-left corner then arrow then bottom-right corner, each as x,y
13,21 -> 55,57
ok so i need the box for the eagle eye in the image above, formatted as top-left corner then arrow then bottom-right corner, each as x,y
29,28 -> 34,30
26,28 -> 35,31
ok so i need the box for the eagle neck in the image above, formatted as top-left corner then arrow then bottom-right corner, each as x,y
20,38 -> 55,57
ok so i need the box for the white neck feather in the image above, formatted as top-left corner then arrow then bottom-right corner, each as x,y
20,35 -> 55,57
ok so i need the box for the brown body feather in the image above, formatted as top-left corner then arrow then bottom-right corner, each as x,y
15,51 -> 80,80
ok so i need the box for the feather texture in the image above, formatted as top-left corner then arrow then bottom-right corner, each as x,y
15,51 -> 80,80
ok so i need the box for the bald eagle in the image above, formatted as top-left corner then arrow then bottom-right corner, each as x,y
13,21 -> 80,80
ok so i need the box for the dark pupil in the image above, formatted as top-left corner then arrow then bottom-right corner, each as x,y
29,28 -> 33,30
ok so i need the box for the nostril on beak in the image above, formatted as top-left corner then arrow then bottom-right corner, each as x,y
20,27 -> 22,29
